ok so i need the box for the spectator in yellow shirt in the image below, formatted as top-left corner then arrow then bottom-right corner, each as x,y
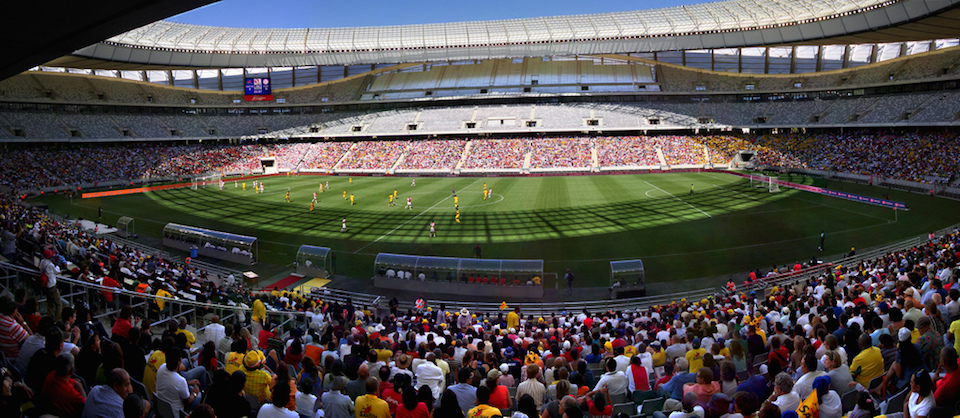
850,335 -> 884,387
176,317 -> 196,348
507,307 -> 520,330
354,377 -> 390,418
685,338 -> 707,373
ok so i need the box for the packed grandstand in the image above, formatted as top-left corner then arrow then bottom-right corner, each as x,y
1,0 -> 960,417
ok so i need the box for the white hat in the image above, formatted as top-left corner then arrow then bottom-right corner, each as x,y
759,364 -> 769,375
898,327 -> 912,342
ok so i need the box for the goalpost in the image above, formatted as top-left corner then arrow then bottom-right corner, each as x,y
191,174 -> 221,190
749,174 -> 780,193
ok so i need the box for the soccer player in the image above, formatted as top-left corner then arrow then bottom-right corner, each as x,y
388,194 -> 394,207
405,197 -> 412,210
343,190 -> 347,200
319,183 -> 323,193
488,188 -> 492,199
349,177 -> 353,184
451,187 -> 456,196
690,184 -> 695,195
429,221 -> 436,237
411,178 -> 416,187
234,180 -> 238,188
454,195 -> 458,208
341,218 -> 346,232
325,180 -> 329,190
309,201 -> 314,212
285,190 -> 291,202
260,183 -> 264,193
313,192 -> 317,201
455,209 -> 460,223
393,189 -> 398,199
242,182 -> 246,191
483,189 -> 488,200
350,194 -> 355,205
219,179 -> 224,190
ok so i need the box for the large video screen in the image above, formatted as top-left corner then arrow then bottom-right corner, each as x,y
244,77 -> 273,101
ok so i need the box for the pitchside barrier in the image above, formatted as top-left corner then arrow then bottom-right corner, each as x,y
727,171 -> 908,210
373,253 -> 544,298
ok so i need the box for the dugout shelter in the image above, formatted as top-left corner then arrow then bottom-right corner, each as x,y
296,245 -> 332,278
162,223 -> 258,265
373,253 -> 544,298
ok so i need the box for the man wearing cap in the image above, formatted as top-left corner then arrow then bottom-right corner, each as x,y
812,375 -> 841,418
243,350 -> 275,404
321,376 -> 354,418
685,338 -> 706,373
38,248 -> 63,321
849,334 -> 884,387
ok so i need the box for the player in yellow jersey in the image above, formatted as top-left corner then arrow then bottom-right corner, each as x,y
388,194 -> 394,206
284,190 -> 290,202
393,189 -> 398,199
350,194 -> 355,205
242,182 -> 246,190
483,182 -> 487,193
454,195 -> 458,208
483,189 -> 488,200
319,183 -> 323,193
349,177 -> 352,184
343,190 -> 347,200
455,209 -> 460,223
309,201 -> 314,212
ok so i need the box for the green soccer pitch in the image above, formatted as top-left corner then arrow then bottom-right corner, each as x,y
39,172 -> 960,288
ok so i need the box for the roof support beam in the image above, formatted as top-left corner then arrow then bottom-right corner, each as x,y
764,47 -> 770,74
790,46 -> 797,74
815,45 -> 823,72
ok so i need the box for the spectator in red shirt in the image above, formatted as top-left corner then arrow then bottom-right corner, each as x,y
258,322 -> 275,351
111,306 -> 133,341
43,352 -> 86,418
100,274 -> 122,310
767,337 -> 790,371
0,297 -> 30,361
934,347 -> 960,407
654,360 -> 675,391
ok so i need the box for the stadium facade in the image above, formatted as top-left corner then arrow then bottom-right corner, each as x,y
0,0 -> 959,144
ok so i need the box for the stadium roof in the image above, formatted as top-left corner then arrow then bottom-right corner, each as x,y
0,0 -> 215,81
54,0 -> 960,68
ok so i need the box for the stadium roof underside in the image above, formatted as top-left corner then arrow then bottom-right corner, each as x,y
56,0 -> 960,69
0,0 -> 215,81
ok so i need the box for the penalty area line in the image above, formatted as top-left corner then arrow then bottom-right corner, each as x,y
352,178 -> 482,253
644,181 -> 711,218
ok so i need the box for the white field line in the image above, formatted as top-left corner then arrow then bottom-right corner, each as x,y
353,178 -> 482,252
644,180 -> 712,218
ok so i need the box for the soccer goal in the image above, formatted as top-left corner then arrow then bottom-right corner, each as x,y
191,174 -> 221,190
749,174 -> 781,193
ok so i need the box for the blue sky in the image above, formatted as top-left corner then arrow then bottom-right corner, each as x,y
168,0 -> 708,28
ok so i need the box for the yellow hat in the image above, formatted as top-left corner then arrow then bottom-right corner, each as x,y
243,351 -> 265,369
356,320 -> 362,326
471,314 -> 477,318
427,307 -> 432,311
422,319 -> 429,324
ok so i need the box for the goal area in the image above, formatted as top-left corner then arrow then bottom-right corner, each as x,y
749,174 -> 781,193
190,174 -> 221,190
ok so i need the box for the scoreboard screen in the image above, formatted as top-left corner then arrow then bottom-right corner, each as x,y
244,77 -> 273,101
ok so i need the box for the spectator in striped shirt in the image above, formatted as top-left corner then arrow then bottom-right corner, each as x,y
0,297 -> 30,361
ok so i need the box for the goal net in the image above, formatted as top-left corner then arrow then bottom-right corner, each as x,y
749,174 -> 781,193
191,174 -> 221,190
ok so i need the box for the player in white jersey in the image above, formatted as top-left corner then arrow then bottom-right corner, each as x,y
411,178 -> 416,187
259,183 -> 264,193
341,218 -> 347,232
405,197 -> 413,210
313,192 -> 317,202
219,179 -> 224,190
429,221 -> 436,237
